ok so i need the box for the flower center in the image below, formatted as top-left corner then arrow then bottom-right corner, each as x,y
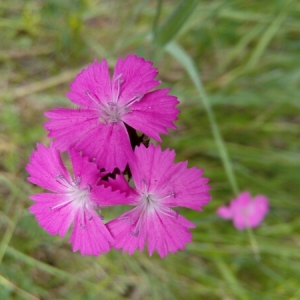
242,203 -> 255,219
85,73 -> 144,124
119,179 -> 178,237
50,174 -> 93,211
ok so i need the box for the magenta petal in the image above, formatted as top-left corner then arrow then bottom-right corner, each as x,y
233,191 -> 251,210
160,163 -> 211,211
106,210 -> 147,255
253,195 -> 269,215
216,206 -> 233,219
245,195 -> 269,228
44,108 -> 99,152
29,193 -> 74,237
123,89 -> 180,141
66,59 -> 112,108
90,184 -> 135,206
45,108 -> 133,172
233,213 -> 248,230
100,174 -> 138,199
69,209 -> 113,256
84,122 -> 133,172
130,144 -> 211,211
68,148 -> 103,188
129,144 -> 176,193
26,143 -> 71,193
146,213 -> 195,258
107,209 -> 195,258
112,55 -> 160,106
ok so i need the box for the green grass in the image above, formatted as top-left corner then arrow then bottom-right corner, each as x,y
1,0 -> 300,299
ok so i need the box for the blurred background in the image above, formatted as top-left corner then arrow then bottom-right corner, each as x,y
1,0 -> 300,299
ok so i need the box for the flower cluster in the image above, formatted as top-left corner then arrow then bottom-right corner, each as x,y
27,55 -> 211,257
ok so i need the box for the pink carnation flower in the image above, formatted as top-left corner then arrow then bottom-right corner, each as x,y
44,55 -> 179,172
26,143 -> 128,256
216,191 -> 269,230
106,144 -> 211,258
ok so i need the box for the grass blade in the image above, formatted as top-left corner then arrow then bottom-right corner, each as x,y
153,0 -> 199,47
166,41 -> 239,195
0,274 -> 39,300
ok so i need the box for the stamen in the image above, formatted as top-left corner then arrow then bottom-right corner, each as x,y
125,94 -> 144,108
139,179 -> 149,194
50,199 -> 73,210
130,211 -> 144,237
99,116 -> 107,124
130,230 -> 140,237
109,117 -> 118,123
157,206 -> 179,219
114,73 -> 123,81
118,215 -> 134,224
141,179 -> 148,185
85,90 -> 100,106
55,174 -> 72,188
95,204 -> 102,213
174,209 -> 179,219
113,73 -> 124,103
74,176 -> 81,186
159,190 -> 176,201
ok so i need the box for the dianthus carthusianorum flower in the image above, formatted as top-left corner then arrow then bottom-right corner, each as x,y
26,143 -> 127,256
107,144 -> 211,258
44,55 -> 179,172
216,191 -> 269,230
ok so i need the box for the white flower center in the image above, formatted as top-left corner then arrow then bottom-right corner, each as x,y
50,175 -> 93,212
85,74 -> 144,124
119,179 -> 178,237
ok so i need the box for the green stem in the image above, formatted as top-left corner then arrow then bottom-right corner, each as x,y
152,0 -> 163,34
166,42 -> 239,195
195,75 -> 239,195
246,225 -> 261,261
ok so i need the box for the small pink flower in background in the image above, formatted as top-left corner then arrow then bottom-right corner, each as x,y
217,191 -> 269,230
44,55 -> 180,173
26,143 -> 128,256
107,144 -> 211,258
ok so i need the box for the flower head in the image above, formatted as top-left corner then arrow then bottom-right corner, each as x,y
106,144 -> 211,258
44,55 -> 180,172
217,191 -> 269,230
26,143 -> 127,256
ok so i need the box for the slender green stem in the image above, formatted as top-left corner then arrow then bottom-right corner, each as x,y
166,42 -> 239,195
246,225 -> 261,261
152,0 -> 163,34
194,75 -> 239,195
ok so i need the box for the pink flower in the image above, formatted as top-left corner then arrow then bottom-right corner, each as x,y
216,191 -> 269,230
106,144 -> 211,258
44,55 -> 180,172
26,143 -> 128,256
